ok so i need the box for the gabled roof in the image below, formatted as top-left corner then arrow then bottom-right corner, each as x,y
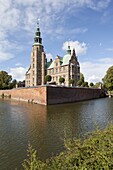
48,56 -> 63,69
26,65 -> 31,74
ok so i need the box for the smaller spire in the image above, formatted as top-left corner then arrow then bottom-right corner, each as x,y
72,48 -> 76,56
67,45 -> 71,55
37,18 -> 40,28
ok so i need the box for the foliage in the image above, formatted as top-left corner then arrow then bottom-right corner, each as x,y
1,93 -> 4,98
94,82 -> 102,88
0,71 -> 12,89
9,79 -> 17,89
82,81 -> 89,87
77,73 -> 84,86
45,75 -> 52,83
103,66 -> 113,91
22,124 -> 113,170
90,82 -> 94,87
69,79 -> 74,86
59,77 -> 65,84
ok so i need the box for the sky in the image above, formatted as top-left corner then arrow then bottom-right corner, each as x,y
0,0 -> 113,83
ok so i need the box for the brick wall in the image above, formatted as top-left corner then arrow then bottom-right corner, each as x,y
0,86 -> 47,105
47,86 -> 104,105
0,86 -> 105,105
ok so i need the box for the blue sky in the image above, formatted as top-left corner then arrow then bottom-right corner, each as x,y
0,0 -> 113,83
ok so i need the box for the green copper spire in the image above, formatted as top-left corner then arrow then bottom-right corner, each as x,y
34,19 -> 42,45
66,45 -> 71,55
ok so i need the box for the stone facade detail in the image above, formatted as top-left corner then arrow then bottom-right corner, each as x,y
25,22 -> 80,87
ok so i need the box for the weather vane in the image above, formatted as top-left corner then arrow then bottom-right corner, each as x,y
37,18 -> 40,27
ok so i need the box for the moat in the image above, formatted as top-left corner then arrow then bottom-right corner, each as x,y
0,97 -> 113,170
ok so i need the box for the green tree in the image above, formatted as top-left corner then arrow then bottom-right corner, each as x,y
83,81 -> 89,87
59,77 -> 65,85
90,82 -> 94,87
45,75 -> 52,83
94,82 -> 102,88
69,79 -> 75,86
77,73 -> 84,86
103,66 -> 113,91
9,79 -> 17,89
0,71 -> 12,89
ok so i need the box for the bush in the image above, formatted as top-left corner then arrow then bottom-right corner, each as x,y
59,77 -> 65,84
45,75 -> 52,83
9,94 -> 11,98
69,79 -> 75,86
1,93 -> 4,98
22,124 -> 113,170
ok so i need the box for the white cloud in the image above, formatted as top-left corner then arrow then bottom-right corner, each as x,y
62,41 -> 88,56
0,52 -> 14,63
80,57 -> 113,83
9,67 -> 27,81
87,75 -> 101,84
15,63 -> 23,66
46,53 -> 53,61
105,48 -> 113,52
87,0 -> 111,11
98,57 -> 113,63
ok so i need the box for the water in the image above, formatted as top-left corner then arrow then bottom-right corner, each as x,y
0,97 -> 113,170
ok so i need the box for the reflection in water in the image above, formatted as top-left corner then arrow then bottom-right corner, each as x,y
0,98 -> 113,169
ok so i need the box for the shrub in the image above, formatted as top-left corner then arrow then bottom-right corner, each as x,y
59,77 -> 65,84
22,124 -> 113,170
45,75 -> 52,83
1,93 -> 4,98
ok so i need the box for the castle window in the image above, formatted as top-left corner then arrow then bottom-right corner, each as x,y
56,77 -> 58,81
33,58 -> 35,62
56,68 -> 58,73
33,71 -> 34,75
33,64 -> 35,68
56,63 -> 58,67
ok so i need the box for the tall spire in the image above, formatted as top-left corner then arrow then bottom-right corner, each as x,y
33,19 -> 42,46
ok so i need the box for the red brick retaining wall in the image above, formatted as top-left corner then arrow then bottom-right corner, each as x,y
0,86 -> 47,105
47,86 -> 104,105
0,86 -> 105,105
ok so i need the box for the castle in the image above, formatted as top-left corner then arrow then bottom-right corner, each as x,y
25,22 -> 80,87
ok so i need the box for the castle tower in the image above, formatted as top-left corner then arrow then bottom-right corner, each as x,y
25,20 -> 46,87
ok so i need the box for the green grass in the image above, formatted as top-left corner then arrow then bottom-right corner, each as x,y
22,124 -> 113,170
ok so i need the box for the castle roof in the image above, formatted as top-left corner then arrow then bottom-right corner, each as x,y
48,46 -> 72,69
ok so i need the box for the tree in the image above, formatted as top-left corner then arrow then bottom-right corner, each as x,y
9,79 -> 17,89
90,82 -> 94,87
94,82 -> 102,88
59,77 -> 65,85
83,81 -> 89,87
103,66 -> 113,91
0,71 -> 12,89
45,75 -> 52,83
69,79 -> 75,86
77,73 -> 84,86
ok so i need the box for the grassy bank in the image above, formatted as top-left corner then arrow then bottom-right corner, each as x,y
22,124 -> 113,170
